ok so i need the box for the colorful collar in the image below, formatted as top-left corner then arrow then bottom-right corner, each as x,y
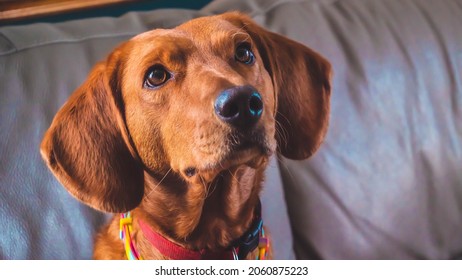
119,212 -> 143,260
119,201 -> 269,260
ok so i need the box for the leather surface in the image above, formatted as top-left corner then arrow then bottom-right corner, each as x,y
1,0 -> 462,260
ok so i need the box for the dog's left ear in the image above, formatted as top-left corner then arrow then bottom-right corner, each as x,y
223,12 -> 332,160
40,46 -> 145,213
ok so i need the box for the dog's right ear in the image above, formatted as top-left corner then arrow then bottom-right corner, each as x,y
40,48 -> 144,213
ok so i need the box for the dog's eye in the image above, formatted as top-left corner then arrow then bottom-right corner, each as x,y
235,43 -> 255,65
144,66 -> 170,88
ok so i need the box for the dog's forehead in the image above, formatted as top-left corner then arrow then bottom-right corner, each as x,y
131,16 -> 241,42
176,15 -> 241,37
131,28 -> 181,41
126,16 -> 250,63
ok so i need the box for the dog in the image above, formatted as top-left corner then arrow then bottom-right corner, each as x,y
40,12 -> 331,260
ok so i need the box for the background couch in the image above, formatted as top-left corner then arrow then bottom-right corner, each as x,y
1,0 -> 461,259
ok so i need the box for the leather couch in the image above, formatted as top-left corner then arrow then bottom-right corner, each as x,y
1,0 -> 461,259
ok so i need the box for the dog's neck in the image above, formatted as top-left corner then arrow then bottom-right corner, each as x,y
133,164 -> 266,257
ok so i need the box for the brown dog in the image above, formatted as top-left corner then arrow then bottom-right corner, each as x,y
40,12 -> 331,260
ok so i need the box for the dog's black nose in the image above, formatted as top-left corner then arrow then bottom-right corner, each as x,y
214,86 -> 263,129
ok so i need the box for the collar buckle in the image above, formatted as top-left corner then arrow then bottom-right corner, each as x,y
236,219 -> 263,259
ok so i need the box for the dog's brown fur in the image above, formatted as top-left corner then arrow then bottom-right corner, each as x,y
40,12 -> 331,259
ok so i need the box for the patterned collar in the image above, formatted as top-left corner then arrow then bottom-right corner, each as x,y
119,201 -> 269,260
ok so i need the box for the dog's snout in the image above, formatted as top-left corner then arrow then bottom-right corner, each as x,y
214,86 -> 263,129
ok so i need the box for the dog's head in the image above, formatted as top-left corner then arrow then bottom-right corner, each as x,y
40,12 -> 331,213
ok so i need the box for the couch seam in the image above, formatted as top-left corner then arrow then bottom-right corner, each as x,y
236,0 -> 337,18
0,32 -> 137,57
0,32 -> 17,54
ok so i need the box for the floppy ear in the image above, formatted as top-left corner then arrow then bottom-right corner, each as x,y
40,53 -> 144,213
223,12 -> 332,160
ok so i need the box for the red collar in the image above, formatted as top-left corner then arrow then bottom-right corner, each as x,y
137,201 -> 267,260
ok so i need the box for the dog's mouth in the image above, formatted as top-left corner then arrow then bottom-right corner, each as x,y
181,138 -> 274,183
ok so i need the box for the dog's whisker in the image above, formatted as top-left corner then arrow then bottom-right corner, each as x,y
275,118 -> 289,148
208,175 -> 220,197
144,168 -> 172,200
229,133 -> 240,146
274,155 -> 295,182
199,174 -> 210,199
230,24 -> 251,41
227,168 -> 239,183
